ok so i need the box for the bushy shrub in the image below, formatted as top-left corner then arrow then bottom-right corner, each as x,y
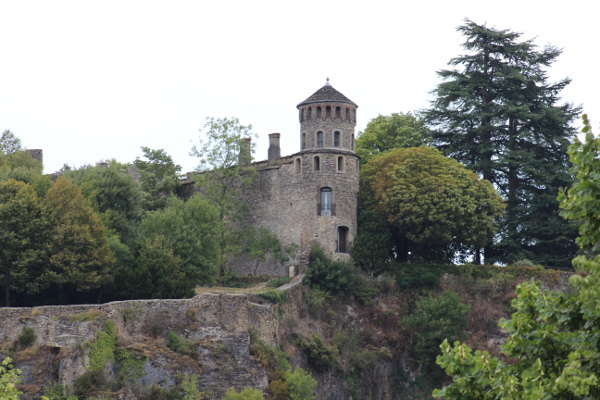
298,334 -> 339,373
259,290 -> 287,304
285,368 -> 317,400
394,263 -> 448,290
222,387 -> 264,400
266,276 -> 292,288
17,327 -> 36,348
166,332 -> 196,356
303,246 -> 355,295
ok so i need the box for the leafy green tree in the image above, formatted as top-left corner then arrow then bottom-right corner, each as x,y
0,179 -> 47,306
303,246 -> 355,295
361,147 -> 504,262
0,130 -> 22,155
403,291 -> 469,372
285,367 -> 317,400
0,358 -> 22,400
356,112 -> 431,164
222,387 -> 265,400
65,161 -> 143,244
133,147 -> 181,211
191,117 -> 256,274
43,176 -> 114,293
138,194 -> 219,287
434,116 -> 600,399
425,20 -> 580,267
351,208 -> 393,274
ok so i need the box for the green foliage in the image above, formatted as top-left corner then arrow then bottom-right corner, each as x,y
134,147 -> 182,211
356,112 -> 431,164
242,227 -> 287,264
0,130 -> 22,155
352,208 -> 393,274
0,358 -> 23,400
425,20 -> 579,268
305,289 -> 334,321
361,147 -> 504,262
17,326 -> 36,348
217,271 -> 266,288
303,246 -> 355,295
559,114 -> 600,256
0,179 -> 47,305
191,117 -> 257,273
434,116 -> 600,398
266,276 -> 292,288
69,310 -> 103,323
403,291 -> 469,372
115,349 -> 146,380
259,289 -> 287,304
221,387 -> 264,400
42,382 -> 77,400
73,370 -> 110,399
166,332 -> 196,356
138,194 -> 219,288
65,161 -> 143,244
88,321 -> 118,372
44,176 -> 115,292
298,334 -> 339,373
285,368 -> 317,400
394,263 -> 448,290
181,373 -> 202,400
351,276 -> 380,305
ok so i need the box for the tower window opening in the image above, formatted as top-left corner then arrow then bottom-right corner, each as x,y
351,134 -> 355,150
337,226 -> 349,253
326,106 -> 331,118
319,187 -> 333,216
302,132 -> 306,149
314,156 -> 320,171
307,107 -> 312,119
316,106 -> 322,118
335,106 -> 341,118
300,109 -> 305,122
316,131 -> 324,147
333,131 -> 340,147
346,108 -> 351,120
337,156 -> 344,171
295,158 -> 302,174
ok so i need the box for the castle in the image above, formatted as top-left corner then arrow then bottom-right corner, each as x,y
226,82 -> 360,276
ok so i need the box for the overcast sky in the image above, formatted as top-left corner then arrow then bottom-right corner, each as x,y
1,0 -> 597,174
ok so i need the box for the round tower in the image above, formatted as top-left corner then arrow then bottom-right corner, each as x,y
294,81 -> 359,259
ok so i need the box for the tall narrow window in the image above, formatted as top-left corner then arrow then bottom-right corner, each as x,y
335,106 -> 341,118
333,131 -> 340,147
346,108 -> 351,120
337,156 -> 344,171
302,133 -> 306,149
316,131 -> 324,147
326,106 -> 331,118
295,158 -> 301,174
320,187 -> 332,216
300,109 -> 305,121
307,107 -> 312,119
337,226 -> 349,253
314,156 -> 320,171
316,106 -> 322,118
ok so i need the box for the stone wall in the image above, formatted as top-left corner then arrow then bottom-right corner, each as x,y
0,293 -> 277,397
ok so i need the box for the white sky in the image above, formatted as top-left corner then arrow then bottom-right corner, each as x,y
1,0 -> 597,174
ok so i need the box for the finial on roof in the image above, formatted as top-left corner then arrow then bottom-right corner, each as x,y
325,77 -> 330,86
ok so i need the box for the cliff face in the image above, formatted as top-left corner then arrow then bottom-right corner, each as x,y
0,292 -> 277,398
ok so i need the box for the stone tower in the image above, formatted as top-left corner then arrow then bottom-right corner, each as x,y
295,81 -> 359,258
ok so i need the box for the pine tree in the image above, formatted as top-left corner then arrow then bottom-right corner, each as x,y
425,20 -> 580,267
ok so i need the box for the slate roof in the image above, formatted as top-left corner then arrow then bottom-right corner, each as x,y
297,83 -> 358,108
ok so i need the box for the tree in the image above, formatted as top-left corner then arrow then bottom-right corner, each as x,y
0,179 -> 47,306
351,208 -> 393,274
285,367 -> 317,400
361,147 -> 504,262
65,161 -> 143,244
0,358 -> 22,400
133,147 -> 181,211
137,194 -> 219,287
43,176 -> 114,293
434,116 -> 600,399
356,112 -> 431,164
221,387 -> 265,400
191,117 -> 256,273
425,20 -> 580,268
0,130 -> 22,155
403,291 -> 469,373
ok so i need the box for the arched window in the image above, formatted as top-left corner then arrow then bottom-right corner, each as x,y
314,156 -> 320,171
302,132 -> 306,150
333,131 -> 340,147
335,106 -> 341,118
316,131 -> 324,147
307,107 -> 312,119
319,187 -> 332,216
337,156 -> 344,171
316,106 -> 322,118
295,158 -> 301,174
337,226 -> 349,253
300,109 -> 305,122
346,108 -> 351,120
326,106 -> 331,118
351,134 -> 355,150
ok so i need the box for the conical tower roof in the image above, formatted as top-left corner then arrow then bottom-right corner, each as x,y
297,82 -> 357,108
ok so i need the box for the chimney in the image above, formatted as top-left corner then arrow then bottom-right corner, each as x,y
238,137 -> 252,165
268,133 -> 281,162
